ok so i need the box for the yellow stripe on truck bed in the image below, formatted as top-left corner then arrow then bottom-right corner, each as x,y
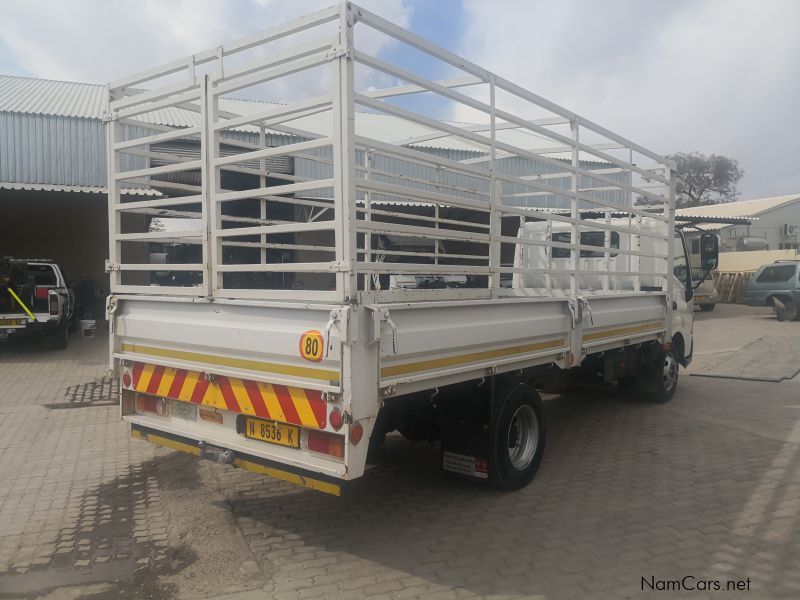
120,342 -> 340,383
582,321 -> 665,342
381,337 -> 566,378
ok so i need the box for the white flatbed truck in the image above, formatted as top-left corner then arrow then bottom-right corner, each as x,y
105,2 -> 718,495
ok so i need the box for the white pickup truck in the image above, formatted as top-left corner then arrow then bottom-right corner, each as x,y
104,2 -> 718,495
0,257 -> 75,349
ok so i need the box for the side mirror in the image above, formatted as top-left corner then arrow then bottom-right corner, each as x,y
700,233 -> 719,271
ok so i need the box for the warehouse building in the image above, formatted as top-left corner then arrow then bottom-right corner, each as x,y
677,194 -> 800,253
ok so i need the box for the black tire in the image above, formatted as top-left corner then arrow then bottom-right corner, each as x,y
638,348 -> 678,403
490,385 -> 546,491
46,320 -> 69,350
699,304 -> 715,312
774,298 -> 797,322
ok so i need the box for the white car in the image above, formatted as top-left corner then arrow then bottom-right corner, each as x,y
692,268 -> 719,312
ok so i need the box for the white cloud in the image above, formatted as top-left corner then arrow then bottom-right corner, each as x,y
457,0 -> 800,197
0,0 -> 412,94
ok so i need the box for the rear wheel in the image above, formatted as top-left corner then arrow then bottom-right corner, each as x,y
490,385 -> 546,491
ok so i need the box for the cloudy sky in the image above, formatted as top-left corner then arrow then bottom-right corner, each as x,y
1,0 -> 798,198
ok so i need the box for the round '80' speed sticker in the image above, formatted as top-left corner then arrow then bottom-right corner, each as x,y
299,330 -> 324,362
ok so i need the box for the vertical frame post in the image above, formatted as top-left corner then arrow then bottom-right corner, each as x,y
363,150 -> 373,290
203,75 -> 219,298
332,2 -> 357,302
665,165 -> 676,337
259,125 -> 267,267
200,75 -> 218,298
104,101 -> 121,374
488,76 -> 500,293
632,214 -> 642,292
105,111 -> 121,293
570,119 -> 580,297
603,210 -> 611,291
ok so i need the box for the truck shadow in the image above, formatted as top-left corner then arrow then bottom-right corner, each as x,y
223,388 -> 800,598
0,452 -> 197,600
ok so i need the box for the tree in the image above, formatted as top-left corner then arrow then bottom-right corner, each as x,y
667,152 -> 744,208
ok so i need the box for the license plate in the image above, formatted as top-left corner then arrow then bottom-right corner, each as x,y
695,295 -> 707,302
0,318 -> 24,327
245,417 -> 300,448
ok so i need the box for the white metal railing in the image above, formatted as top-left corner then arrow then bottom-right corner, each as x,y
105,1 -> 674,306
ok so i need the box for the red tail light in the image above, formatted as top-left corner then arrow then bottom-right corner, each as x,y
135,396 -> 168,416
48,293 -> 59,315
329,408 -> 343,430
35,286 -> 49,300
350,422 -> 364,445
306,430 -> 344,459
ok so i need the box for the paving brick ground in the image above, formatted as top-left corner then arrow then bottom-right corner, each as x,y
1,305 -> 799,599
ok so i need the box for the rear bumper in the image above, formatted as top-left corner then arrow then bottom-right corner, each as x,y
0,315 -> 59,337
693,294 -> 718,305
131,423 -> 345,496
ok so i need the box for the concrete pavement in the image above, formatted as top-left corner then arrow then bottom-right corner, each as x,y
0,305 -> 798,599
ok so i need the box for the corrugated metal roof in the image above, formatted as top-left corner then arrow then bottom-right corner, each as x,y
676,194 -> 800,219
0,181 -> 161,195
0,75 -> 106,118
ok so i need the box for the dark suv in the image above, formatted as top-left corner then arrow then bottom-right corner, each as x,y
745,260 -> 800,321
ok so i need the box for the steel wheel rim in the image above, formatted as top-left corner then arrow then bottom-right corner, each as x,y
663,353 -> 678,393
507,404 -> 538,470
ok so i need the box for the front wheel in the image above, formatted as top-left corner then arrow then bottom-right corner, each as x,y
490,385 -> 546,491
639,348 -> 678,403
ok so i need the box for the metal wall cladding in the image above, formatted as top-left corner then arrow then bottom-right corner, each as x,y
0,109 -> 630,210
0,113 -> 146,187
494,155 -> 629,211
146,136 -> 293,188
292,143 -> 630,210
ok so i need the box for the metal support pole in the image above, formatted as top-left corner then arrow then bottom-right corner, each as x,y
545,219 -> 552,291
570,119 -> 580,297
603,210 -> 611,291
105,116 -> 121,293
204,75 -> 221,297
364,150 -> 373,290
665,166 -> 676,337
489,76 -> 500,293
632,214 -> 642,292
259,125 -> 267,267
332,2 -> 357,301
